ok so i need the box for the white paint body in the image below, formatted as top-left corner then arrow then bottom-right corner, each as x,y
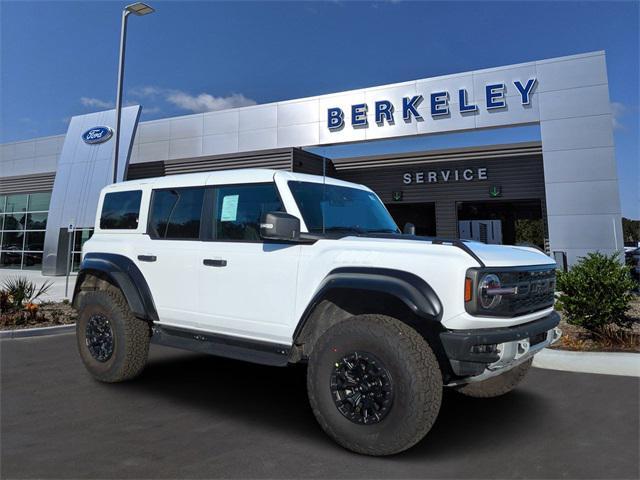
84,169 -> 556,346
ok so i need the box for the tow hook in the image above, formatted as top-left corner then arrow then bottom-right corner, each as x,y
514,339 -> 530,359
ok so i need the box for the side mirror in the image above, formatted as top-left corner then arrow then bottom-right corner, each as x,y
403,222 -> 416,235
260,212 -> 301,241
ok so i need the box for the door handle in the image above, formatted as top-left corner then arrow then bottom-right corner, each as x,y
203,258 -> 227,267
138,255 -> 157,262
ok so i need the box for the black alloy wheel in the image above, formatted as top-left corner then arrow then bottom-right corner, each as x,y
85,313 -> 115,362
330,351 -> 394,425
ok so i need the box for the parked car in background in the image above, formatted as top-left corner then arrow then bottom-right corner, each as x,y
625,246 -> 640,287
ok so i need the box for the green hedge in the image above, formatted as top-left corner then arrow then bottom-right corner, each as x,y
556,252 -> 636,332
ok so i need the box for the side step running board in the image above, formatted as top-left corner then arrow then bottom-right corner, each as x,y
151,325 -> 291,367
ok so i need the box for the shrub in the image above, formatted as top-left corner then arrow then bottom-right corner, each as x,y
556,252 -> 636,332
515,218 -> 544,249
1,277 -> 53,312
0,291 -> 10,313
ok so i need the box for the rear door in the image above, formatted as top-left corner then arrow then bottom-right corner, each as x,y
197,182 -> 301,344
134,186 -> 207,328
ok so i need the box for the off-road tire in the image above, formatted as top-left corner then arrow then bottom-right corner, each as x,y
307,314 -> 442,456
455,358 -> 533,398
76,289 -> 150,383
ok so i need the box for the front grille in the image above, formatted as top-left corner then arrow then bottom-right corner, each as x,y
466,266 -> 556,317
502,268 -> 556,316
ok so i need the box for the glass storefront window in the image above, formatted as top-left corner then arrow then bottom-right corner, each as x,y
0,191 -> 51,270
22,252 -> 43,270
25,231 -> 45,251
27,213 -> 47,230
27,192 -> 51,212
3,213 -> 26,231
73,228 -> 93,251
72,253 -> 82,273
1,231 -> 25,250
5,194 -> 28,213
72,228 -> 94,272
0,251 -> 23,269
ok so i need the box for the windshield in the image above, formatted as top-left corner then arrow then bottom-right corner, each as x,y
288,181 -> 399,234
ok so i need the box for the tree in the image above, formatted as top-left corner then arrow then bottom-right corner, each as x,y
622,217 -> 640,244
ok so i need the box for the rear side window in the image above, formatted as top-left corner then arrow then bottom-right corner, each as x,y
100,190 -> 142,230
148,187 -> 205,240
214,183 -> 282,241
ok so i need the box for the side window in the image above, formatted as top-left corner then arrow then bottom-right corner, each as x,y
100,190 -> 142,230
214,183 -> 283,241
148,187 -> 205,240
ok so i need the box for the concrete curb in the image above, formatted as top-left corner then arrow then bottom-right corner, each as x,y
533,348 -> 640,377
0,324 -> 75,339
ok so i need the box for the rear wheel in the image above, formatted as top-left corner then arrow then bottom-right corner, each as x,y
307,314 -> 442,456
76,289 -> 150,383
455,358 -> 533,398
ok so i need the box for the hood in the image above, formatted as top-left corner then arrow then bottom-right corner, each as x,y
463,241 -> 555,268
333,234 -> 555,268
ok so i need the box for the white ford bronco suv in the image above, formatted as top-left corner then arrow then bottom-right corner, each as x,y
74,169 -> 560,456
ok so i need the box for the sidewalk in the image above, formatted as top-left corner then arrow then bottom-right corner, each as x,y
533,348 -> 639,377
0,269 -> 76,303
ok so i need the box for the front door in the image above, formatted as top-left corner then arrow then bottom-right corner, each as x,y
198,183 -> 300,345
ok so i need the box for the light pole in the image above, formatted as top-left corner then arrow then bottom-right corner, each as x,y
113,2 -> 155,184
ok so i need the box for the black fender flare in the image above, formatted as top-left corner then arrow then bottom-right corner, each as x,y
293,267 -> 443,343
73,252 -> 158,322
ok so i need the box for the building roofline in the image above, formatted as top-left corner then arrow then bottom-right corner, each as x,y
0,133 -> 66,147
331,141 -> 543,170
0,50 -> 605,146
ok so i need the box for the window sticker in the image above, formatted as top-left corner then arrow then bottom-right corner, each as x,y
220,194 -> 239,222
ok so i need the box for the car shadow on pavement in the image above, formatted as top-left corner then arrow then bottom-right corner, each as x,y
120,350 -> 325,440
121,348 -> 552,457
406,387 -> 550,459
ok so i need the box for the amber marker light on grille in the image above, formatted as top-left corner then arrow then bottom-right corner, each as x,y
464,278 -> 473,302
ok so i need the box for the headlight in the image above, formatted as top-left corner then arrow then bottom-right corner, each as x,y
478,274 -> 502,309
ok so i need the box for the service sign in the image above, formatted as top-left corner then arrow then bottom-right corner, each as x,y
82,126 -> 113,144
403,167 -> 488,185
327,79 -> 537,131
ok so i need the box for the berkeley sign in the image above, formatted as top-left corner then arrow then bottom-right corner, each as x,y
327,78 -> 537,130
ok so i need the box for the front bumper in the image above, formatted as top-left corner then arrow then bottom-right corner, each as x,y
440,311 -> 561,380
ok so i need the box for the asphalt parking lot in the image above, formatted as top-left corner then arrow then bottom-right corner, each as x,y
1,334 -> 638,479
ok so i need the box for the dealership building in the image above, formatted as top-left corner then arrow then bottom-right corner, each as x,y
0,51 -> 624,274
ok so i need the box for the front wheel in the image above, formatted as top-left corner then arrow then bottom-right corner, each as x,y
307,315 -> 442,456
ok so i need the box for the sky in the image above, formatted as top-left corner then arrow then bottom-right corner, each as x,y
1,0 -> 638,218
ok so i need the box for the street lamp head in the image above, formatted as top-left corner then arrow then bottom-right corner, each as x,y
125,2 -> 154,16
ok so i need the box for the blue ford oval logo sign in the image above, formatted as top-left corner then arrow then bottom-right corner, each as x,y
82,126 -> 113,144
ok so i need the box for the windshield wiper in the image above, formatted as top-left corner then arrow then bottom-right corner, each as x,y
318,226 -> 367,234
365,229 -> 401,234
